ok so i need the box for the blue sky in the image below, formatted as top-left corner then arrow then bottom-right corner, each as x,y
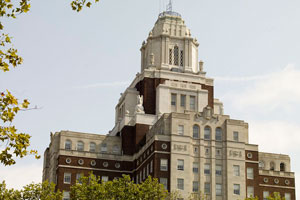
0,0 -> 299,197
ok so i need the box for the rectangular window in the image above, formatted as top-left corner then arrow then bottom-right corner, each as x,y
180,50 -> 184,67
216,184 -> 222,196
233,165 -> 240,176
143,167 -> 146,180
160,159 -> 168,171
180,95 -> 186,107
160,178 -> 168,190
233,131 -> 239,141
140,171 -> 142,183
263,191 -> 269,200
76,173 -> 82,184
247,186 -> 254,198
193,162 -> 199,173
146,163 -> 149,176
192,181 -> 199,192
233,184 -> 240,195
101,143 -> 107,153
247,168 -> 254,179
178,125 -> 184,135
171,94 -> 177,106
177,159 -> 184,171
177,178 -> 184,190
205,148 -> 209,155
150,160 -> 153,173
216,148 -> 222,156
204,182 -> 210,194
204,163 -> 210,175
136,174 -> 138,184
169,49 -> 173,65
216,165 -> 222,176
63,191 -> 70,200
64,173 -> 71,184
190,96 -> 196,110
194,146 -> 199,154
285,193 -> 291,200
102,176 -> 108,182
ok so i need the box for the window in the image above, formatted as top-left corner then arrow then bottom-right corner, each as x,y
102,176 -> 108,182
285,193 -> 291,200
233,165 -> 240,176
194,146 -> 199,154
204,163 -> 210,175
263,191 -> 269,200
101,143 -> 107,153
160,159 -> 168,171
204,126 -> 211,140
180,95 -> 186,107
193,162 -> 199,173
63,191 -> 70,200
205,148 -> 209,155
177,178 -> 184,190
76,173 -> 82,184
178,125 -> 184,135
233,131 -> 239,141
136,174 -> 138,184
247,168 -> 254,179
65,140 -> 72,150
247,186 -> 254,198
233,184 -> 240,195
174,46 -> 179,66
216,184 -> 222,196
204,182 -> 210,194
146,163 -> 149,176
280,162 -> 285,172
193,181 -> 199,192
169,49 -> 173,65
143,167 -> 146,180
77,141 -> 84,151
177,159 -> 184,171
64,173 -> 71,184
216,148 -> 222,156
259,161 -> 265,169
113,145 -> 119,154
180,50 -> 184,67
215,127 -> 222,141
160,178 -> 168,190
150,160 -> 153,173
190,96 -> 196,110
193,125 -> 200,138
270,162 -> 275,171
171,94 -> 177,106
216,165 -> 222,176
140,171 -> 142,183
89,142 -> 96,152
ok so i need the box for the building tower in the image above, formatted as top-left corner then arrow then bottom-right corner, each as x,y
43,10 -> 296,200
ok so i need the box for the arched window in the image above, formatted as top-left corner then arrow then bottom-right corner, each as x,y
204,126 -> 211,140
65,140 -> 72,150
215,127 -> 222,141
174,46 -> 179,66
77,141 -> 84,151
270,162 -> 275,171
280,163 -> 285,172
193,125 -> 200,139
89,142 -> 96,152
169,49 -> 173,65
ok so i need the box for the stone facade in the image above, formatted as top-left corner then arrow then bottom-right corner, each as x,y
43,11 -> 295,200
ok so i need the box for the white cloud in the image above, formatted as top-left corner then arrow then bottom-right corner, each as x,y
0,164 -> 42,190
76,81 -> 130,89
221,64 -> 300,111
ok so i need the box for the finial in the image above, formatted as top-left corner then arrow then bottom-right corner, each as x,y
199,60 -> 204,72
166,0 -> 173,12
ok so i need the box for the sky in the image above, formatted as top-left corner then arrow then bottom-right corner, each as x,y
0,0 -> 299,197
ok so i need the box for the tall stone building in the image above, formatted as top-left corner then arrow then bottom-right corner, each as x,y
43,11 -> 296,200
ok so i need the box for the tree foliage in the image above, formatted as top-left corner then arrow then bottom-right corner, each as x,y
0,0 -> 40,165
70,0 -> 100,12
71,174 -> 168,200
245,192 -> 286,200
0,180 -> 62,200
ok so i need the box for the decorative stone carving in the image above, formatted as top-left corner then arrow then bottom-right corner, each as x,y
150,53 -> 155,65
199,60 -> 204,72
135,95 -> 145,114
173,144 -> 187,152
229,150 -> 242,158
203,106 -> 213,120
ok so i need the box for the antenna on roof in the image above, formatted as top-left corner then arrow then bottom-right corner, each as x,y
166,0 -> 172,12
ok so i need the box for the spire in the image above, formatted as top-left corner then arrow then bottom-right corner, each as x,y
166,0 -> 172,12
